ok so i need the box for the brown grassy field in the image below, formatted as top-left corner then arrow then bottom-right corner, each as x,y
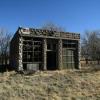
0,68 -> 100,100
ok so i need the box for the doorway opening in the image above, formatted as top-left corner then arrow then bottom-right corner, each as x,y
47,39 -> 57,70
47,51 -> 57,70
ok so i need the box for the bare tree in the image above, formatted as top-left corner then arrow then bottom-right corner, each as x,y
81,30 -> 100,62
0,28 -> 12,67
41,22 -> 65,32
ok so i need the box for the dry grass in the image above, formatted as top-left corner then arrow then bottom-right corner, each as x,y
0,69 -> 100,100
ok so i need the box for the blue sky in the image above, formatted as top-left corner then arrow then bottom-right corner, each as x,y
0,0 -> 100,35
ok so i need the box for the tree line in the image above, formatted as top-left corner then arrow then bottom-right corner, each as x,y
81,30 -> 100,63
0,28 -> 11,67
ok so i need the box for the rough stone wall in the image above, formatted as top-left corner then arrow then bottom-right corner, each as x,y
10,33 -> 19,70
58,39 -> 62,69
20,27 -> 80,40
42,38 -> 47,70
78,40 -> 81,69
18,37 -> 23,71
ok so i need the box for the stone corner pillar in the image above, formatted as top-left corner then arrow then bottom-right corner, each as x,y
78,40 -> 81,69
42,38 -> 47,70
58,39 -> 62,70
18,37 -> 23,71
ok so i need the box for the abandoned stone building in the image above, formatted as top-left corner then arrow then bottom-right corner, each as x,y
10,27 -> 80,71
